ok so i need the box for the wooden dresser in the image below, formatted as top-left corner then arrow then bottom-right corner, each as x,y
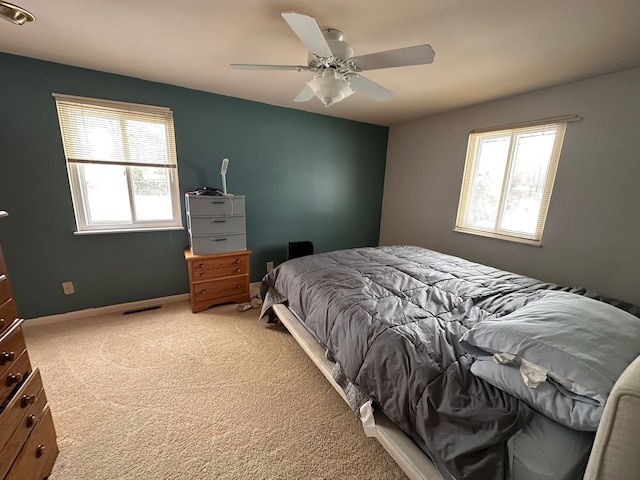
184,249 -> 251,313
0,245 -> 58,479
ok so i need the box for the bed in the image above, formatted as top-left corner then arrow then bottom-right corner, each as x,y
259,245 -> 640,480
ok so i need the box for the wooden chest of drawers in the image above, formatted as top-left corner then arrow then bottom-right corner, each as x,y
184,249 -> 251,313
0,245 -> 58,479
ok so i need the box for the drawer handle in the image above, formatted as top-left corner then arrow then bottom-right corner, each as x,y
7,372 -> 23,386
199,272 -> 206,277
199,290 -> 206,295
0,318 -> 5,327
21,394 -> 36,408
210,201 -> 225,204
36,444 -> 46,458
1,351 -> 15,365
212,220 -> 226,223
214,238 -> 227,242
235,284 -> 241,289
235,268 -> 241,273
26,414 -> 37,428
234,259 -> 241,264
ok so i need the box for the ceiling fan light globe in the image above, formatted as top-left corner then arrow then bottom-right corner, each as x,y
307,70 -> 354,107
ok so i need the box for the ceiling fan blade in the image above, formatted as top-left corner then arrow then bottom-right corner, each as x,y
230,64 -> 308,71
294,85 -> 314,102
281,12 -> 333,58
348,75 -> 393,101
351,44 -> 435,71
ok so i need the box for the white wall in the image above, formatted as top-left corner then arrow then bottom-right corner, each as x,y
380,67 -> 640,306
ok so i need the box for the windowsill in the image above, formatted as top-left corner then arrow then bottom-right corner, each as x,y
74,226 -> 184,235
453,227 -> 542,247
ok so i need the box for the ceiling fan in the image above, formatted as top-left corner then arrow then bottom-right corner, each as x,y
231,12 -> 435,107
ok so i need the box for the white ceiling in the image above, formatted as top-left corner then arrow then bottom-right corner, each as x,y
2,0 -> 640,126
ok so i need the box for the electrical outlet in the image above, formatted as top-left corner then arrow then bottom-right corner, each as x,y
266,261 -> 274,272
62,281 -> 75,295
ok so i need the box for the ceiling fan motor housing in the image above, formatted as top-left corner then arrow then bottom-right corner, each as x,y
307,28 -> 354,67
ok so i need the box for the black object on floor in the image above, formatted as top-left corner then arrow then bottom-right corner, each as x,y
289,241 -> 313,259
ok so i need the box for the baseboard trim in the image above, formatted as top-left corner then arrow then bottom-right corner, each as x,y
24,281 -> 264,328
23,294 -> 190,327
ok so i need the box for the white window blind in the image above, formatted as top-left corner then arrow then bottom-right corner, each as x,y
455,122 -> 567,245
53,94 -> 183,234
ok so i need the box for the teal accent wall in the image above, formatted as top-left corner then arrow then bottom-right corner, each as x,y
0,53 -> 388,318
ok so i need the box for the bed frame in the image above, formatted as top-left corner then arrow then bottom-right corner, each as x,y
272,303 -> 640,480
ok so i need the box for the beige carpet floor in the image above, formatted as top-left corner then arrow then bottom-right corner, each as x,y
22,301 -> 407,479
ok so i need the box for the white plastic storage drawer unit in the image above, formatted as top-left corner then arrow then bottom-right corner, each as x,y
185,194 -> 247,255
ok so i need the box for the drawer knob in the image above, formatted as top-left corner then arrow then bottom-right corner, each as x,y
234,259 -> 241,264
235,268 -> 241,273
199,289 -> 206,295
198,263 -> 205,268
199,272 -> 206,277
26,414 -> 37,428
235,284 -> 241,289
7,372 -> 23,386
1,351 -> 15,365
21,394 -> 36,408
36,444 -> 46,458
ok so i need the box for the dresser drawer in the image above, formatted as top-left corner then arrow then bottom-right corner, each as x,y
192,264 -> 248,281
1,350 -> 31,404
189,232 -> 246,255
1,320 -> 27,368
191,253 -> 249,278
186,195 -> 245,216
0,369 -> 48,478
0,248 -> 6,277
0,273 -> 13,306
0,299 -> 19,337
187,215 -> 246,235
1,321 -> 29,388
193,276 -> 249,303
5,406 -> 58,480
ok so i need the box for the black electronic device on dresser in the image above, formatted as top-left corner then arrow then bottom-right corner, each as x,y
0,212 -> 58,479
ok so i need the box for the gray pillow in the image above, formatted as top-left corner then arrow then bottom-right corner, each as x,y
460,291 -> 640,431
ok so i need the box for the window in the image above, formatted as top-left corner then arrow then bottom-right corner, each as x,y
53,94 -> 182,234
455,122 -> 567,245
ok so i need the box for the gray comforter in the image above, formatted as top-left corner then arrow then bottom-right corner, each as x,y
260,245 -> 637,480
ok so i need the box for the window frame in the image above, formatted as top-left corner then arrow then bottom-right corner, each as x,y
53,94 -> 183,234
455,122 -> 567,246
